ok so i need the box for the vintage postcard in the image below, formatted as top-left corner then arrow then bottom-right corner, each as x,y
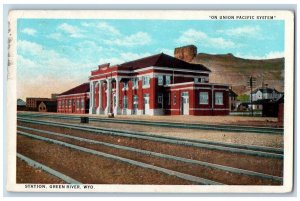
6,10 -> 294,193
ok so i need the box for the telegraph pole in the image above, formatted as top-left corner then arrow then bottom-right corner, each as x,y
250,76 -> 253,116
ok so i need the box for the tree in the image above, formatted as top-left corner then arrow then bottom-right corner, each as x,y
237,94 -> 250,102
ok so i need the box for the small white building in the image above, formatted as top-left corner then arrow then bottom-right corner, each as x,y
251,87 -> 283,102
250,87 -> 283,110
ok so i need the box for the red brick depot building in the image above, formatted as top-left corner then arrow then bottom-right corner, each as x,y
88,53 -> 229,116
57,83 -> 90,114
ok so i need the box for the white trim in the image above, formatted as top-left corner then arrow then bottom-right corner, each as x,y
89,66 -> 210,79
170,87 -> 229,91
134,66 -> 210,75
148,108 -> 164,115
167,82 -> 194,87
136,109 -> 143,115
189,108 -> 230,111
170,87 -> 194,91
165,109 -> 180,111
121,109 -> 132,115
137,73 -> 155,78
89,70 -> 131,78
57,92 -> 89,98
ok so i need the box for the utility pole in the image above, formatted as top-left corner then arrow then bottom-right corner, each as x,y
250,76 -> 253,116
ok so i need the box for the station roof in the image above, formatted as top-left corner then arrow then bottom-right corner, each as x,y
59,82 -> 90,96
118,53 -> 211,72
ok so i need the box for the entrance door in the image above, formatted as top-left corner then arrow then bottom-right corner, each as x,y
143,94 -> 150,115
133,95 -> 138,115
181,92 -> 189,115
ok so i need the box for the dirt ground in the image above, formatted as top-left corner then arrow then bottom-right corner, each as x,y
30,117 -> 284,148
17,158 -> 65,184
17,125 -> 282,185
18,121 -> 283,177
17,135 -> 195,185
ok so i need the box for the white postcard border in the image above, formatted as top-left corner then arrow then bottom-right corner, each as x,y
6,10 -> 295,193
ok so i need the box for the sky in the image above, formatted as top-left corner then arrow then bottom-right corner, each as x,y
17,19 -> 284,100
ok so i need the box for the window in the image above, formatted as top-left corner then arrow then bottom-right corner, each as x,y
81,99 -> 85,109
157,75 -> 163,86
123,96 -> 128,109
133,95 -> 138,108
143,76 -> 150,87
69,100 -> 72,107
62,100 -> 64,107
195,77 -> 205,83
173,94 -> 177,105
132,78 -> 138,88
168,93 -> 171,105
165,75 -> 171,85
215,92 -> 223,105
199,92 -> 209,104
76,99 -> 80,109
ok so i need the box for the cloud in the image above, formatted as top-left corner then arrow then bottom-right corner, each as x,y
21,28 -> 37,36
96,22 -> 121,36
17,40 -> 97,100
104,32 -> 151,47
98,52 -> 152,66
236,51 -> 284,60
17,40 -> 44,56
58,23 -> 84,38
156,48 -> 173,56
47,33 -> 63,41
81,21 -> 121,36
81,21 -> 151,47
177,29 -> 237,49
17,40 -> 94,71
265,51 -> 284,59
218,26 -> 261,37
17,55 -> 38,68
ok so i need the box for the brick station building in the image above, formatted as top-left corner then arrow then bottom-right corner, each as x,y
57,82 -> 90,114
88,53 -> 229,116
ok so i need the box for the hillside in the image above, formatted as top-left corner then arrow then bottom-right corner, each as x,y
191,53 -> 284,95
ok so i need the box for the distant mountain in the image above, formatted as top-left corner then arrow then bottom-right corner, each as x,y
191,53 -> 284,95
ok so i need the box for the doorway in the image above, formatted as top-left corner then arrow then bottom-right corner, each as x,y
143,94 -> 150,115
181,92 -> 189,115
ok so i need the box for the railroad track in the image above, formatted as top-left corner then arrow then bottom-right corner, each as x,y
18,127 -> 282,185
17,117 -> 283,159
17,113 -> 283,135
17,118 -> 283,185
17,130 -> 222,185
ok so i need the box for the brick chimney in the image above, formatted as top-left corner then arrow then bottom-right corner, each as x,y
174,45 -> 197,62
